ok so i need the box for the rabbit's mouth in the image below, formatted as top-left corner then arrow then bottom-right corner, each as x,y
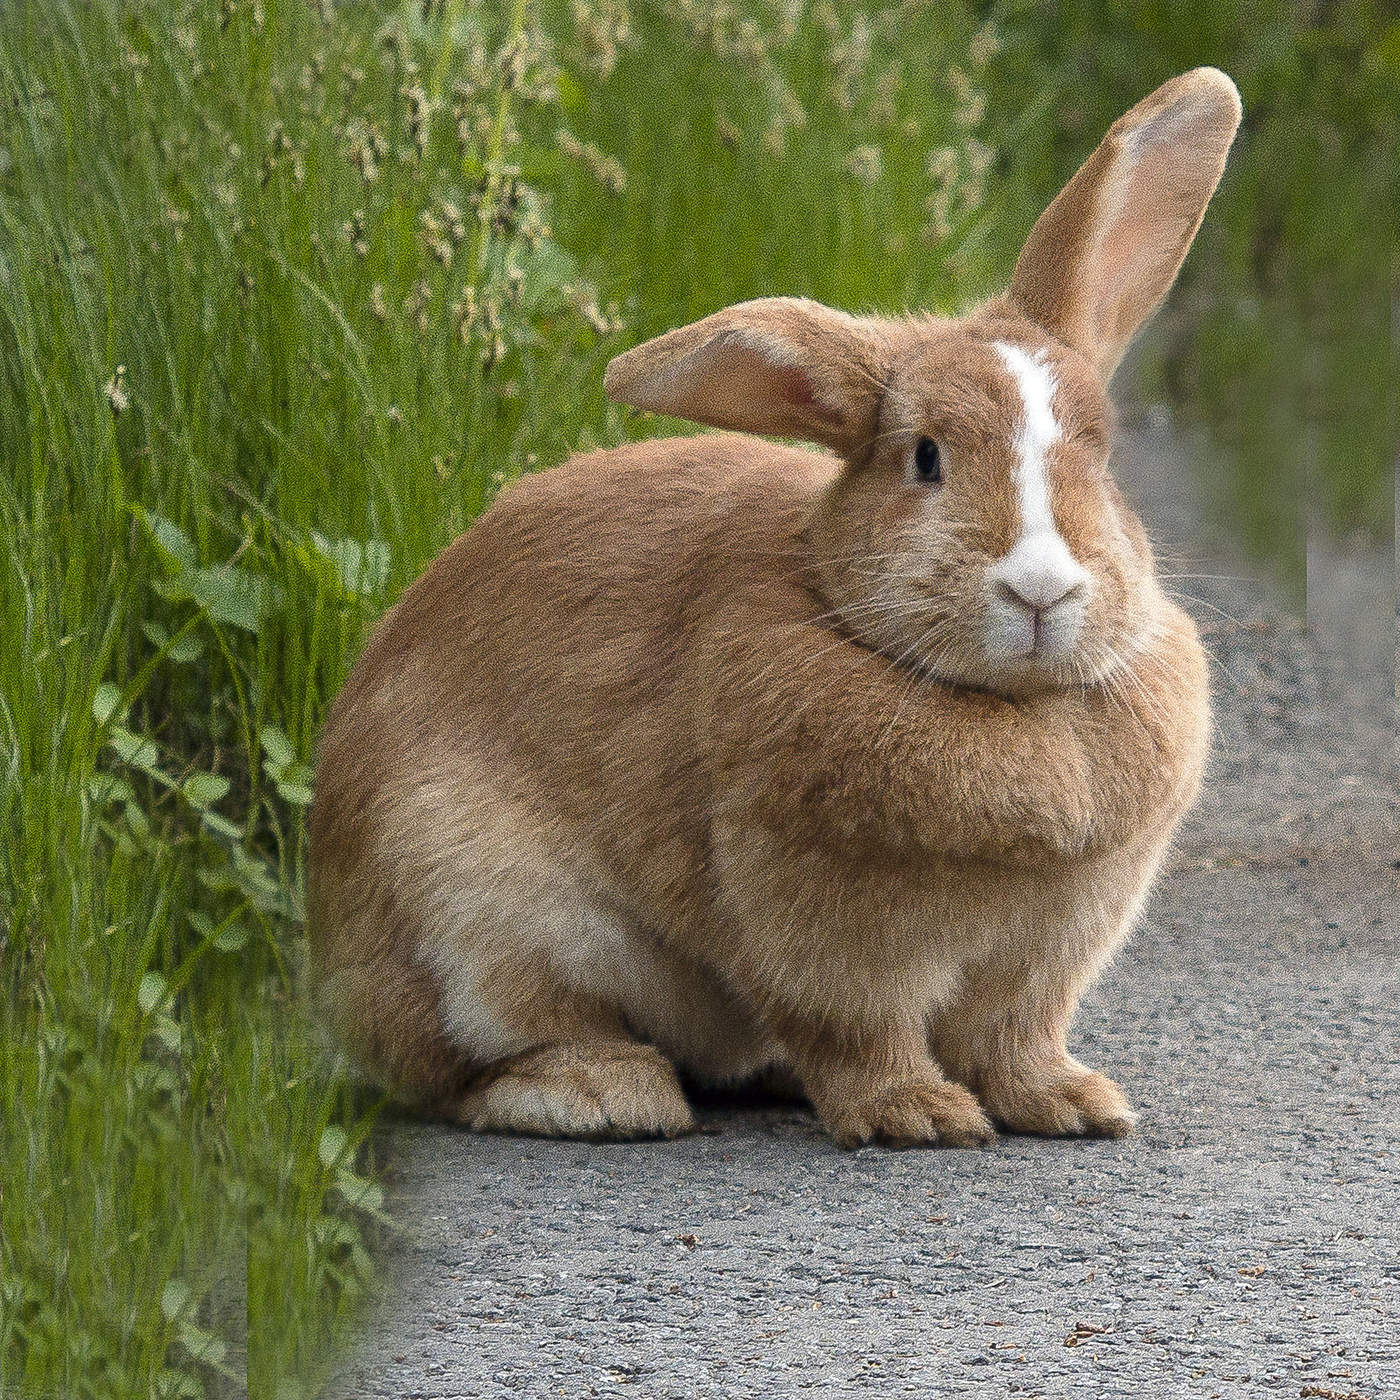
878,611 -> 1098,698
823,566 -> 1120,697
981,577 -> 1089,668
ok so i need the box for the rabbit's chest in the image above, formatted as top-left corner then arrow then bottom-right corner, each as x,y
707,813 -> 1165,1013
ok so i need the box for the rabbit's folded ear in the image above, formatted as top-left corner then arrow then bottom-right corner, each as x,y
1008,67 -> 1242,380
603,297 -> 887,455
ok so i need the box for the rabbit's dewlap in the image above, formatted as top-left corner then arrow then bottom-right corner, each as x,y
308,69 -> 1239,1148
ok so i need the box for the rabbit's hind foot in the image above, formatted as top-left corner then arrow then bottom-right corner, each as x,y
451,1038 -> 696,1141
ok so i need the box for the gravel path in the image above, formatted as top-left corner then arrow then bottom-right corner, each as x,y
326,419 -> 1397,1400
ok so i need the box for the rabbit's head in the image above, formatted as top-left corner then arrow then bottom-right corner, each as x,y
605,69 -> 1241,696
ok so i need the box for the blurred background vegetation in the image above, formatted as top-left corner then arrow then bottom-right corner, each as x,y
0,1 -> 1393,1396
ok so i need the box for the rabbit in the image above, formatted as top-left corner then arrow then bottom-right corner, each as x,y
308,68 -> 1239,1148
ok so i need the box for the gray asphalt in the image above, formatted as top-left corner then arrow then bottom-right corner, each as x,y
325,418 -> 1398,1399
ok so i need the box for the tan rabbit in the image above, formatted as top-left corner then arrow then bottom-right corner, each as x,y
308,69 -> 1239,1147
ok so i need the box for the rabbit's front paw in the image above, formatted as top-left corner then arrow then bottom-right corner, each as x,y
827,1076 -> 996,1150
980,1067 -> 1136,1138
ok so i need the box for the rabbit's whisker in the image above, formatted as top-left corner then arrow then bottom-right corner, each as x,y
1164,589 -> 1246,628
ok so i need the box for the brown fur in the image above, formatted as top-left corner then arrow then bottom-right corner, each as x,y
307,71 -> 1239,1146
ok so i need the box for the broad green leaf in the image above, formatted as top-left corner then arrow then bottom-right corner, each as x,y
108,726 -> 159,769
200,810 -> 243,842
175,1319 -> 226,1368
160,1279 -> 193,1322
190,910 -> 250,952
186,564 -> 274,632
308,532 -> 391,597
92,682 -> 122,724
88,773 -> 135,805
138,971 -> 169,1015
259,725 -> 296,770
183,772 -> 230,808
334,1168 -> 384,1213
142,620 -> 203,663
230,845 -> 277,889
137,509 -> 197,573
312,1214 -> 364,1255
213,921 -> 250,952
276,779 -> 314,806
170,631 -> 203,663
318,1125 -> 348,1168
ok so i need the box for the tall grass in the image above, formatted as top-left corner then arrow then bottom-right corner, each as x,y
0,2 -> 614,1395
0,1 -> 1390,1396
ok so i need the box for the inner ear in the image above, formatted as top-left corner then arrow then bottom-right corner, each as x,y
767,365 -> 832,422
679,340 -> 849,442
603,296 -> 888,456
1007,68 -> 1242,378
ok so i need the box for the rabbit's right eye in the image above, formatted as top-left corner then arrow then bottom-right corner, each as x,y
912,437 -> 942,484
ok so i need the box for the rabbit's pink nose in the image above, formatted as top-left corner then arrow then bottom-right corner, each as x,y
988,530 -> 1092,619
995,574 -> 1087,616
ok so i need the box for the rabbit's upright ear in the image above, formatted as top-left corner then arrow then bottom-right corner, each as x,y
1008,68 -> 1241,380
603,297 -> 887,455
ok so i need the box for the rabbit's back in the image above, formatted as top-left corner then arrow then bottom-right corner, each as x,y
344,432 -> 830,828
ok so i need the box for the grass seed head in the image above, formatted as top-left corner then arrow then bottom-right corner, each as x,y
829,13 -> 872,112
404,280 -> 432,336
120,40 -> 150,86
557,130 -> 627,195
401,83 -> 431,159
571,0 -> 633,79
968,20 -> 1001,67
844,144 -> 883,186
103,366 -> 129,417
419,210 -> 453,266
342,210 -> 369,259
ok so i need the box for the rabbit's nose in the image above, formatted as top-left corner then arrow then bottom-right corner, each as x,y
995,574 -> 1087,615
988,531 -> 1091,616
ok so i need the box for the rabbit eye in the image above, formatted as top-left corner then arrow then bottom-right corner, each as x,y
912,437 -> 942,484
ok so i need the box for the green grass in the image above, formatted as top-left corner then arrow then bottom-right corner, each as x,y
1,2 -> 1391,1396
0,3 -> 598,1394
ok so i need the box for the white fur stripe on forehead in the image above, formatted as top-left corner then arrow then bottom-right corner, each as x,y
988,341 -> 1090,611
994,341 -> 1062,539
